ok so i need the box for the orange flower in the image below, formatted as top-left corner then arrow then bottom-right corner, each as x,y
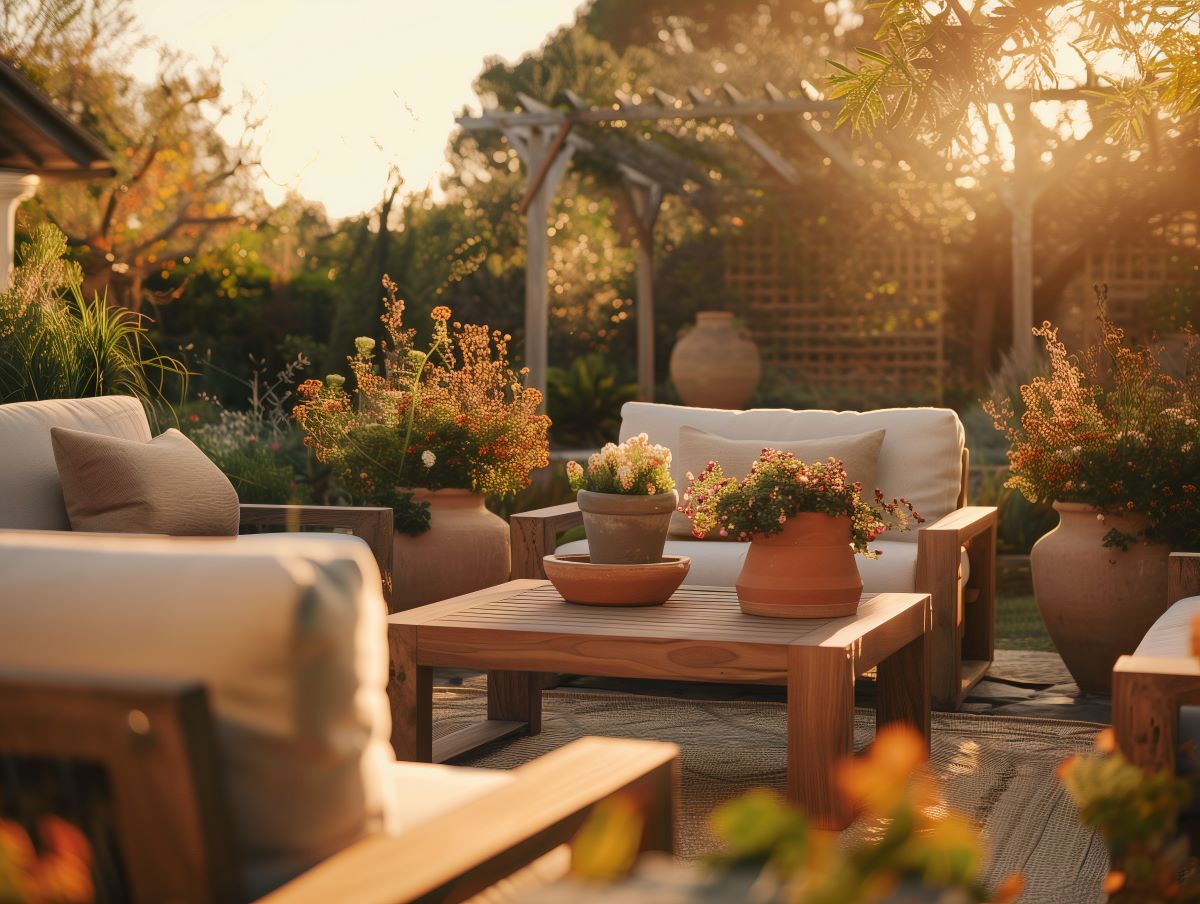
431,305 -> 452,321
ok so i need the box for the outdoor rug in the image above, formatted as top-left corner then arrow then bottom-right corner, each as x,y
437,682 -> 1110,904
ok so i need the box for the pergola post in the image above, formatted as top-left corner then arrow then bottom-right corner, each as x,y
505,126 -> 575,404
621,168 -> 663,402
1009,103 -> 1036,361
0,171 -> 38,291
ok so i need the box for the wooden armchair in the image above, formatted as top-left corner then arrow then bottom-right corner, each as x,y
0,673 -> 676,904
1113,552 -> 1200,773
512,447 -> 996,711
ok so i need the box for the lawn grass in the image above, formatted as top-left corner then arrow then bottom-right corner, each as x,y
994,557 -> 1054,652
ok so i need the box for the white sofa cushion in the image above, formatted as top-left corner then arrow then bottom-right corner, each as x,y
382,762 -> 513,836
620,402 -> 965,541
0,531 -> 392,898
0,396 -> 151,530
557,537 -> 969,593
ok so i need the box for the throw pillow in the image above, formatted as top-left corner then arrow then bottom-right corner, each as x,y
670,425 -> 887,538
51,426 -> 240,536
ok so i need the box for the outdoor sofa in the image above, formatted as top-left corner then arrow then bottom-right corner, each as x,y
0,395 -> 396,604
1113,552 -> 1200,773
0,530 -> 678,902
512,401 -> 997,710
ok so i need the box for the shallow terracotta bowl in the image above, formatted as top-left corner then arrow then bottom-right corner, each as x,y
542,554 -> 691,606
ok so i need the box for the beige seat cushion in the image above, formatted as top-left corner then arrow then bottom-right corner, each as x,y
0,396 -> 151,530
558,536 -> 969,592
0,531 -> 393,898
51,426 -> 239,536
620,402 -> 965,540
382,762 -> 513,836
671,426 -> 885,538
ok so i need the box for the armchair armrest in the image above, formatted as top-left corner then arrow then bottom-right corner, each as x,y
239,504 -> 393,604
260,736 -> 678,904
510,502 -> 583,579
1169,552 -> 1200,606
915,506 -> 998,710
1113,654 -> 1200,773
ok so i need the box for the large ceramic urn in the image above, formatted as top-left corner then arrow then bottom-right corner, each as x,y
669,311 -> 761,409
390,489 -> 510,611
735,513 -> 862,618
1030,502 -> 1172,695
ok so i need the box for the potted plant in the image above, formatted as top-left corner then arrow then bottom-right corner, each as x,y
566,435 -> 676,565
682,451 -> 920,617
984,302 -> 1200,694
293,278 -> 550,610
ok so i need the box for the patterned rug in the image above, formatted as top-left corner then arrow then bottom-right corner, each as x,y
436,682 -> 1109,904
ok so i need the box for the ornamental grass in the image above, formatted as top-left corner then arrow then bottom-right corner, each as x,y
293,278 -> 549,534
984,297 -> 1200,550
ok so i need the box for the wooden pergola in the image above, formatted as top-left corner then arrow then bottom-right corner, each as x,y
457,82 -> 1097,397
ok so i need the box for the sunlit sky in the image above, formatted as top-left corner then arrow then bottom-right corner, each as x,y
130,0 -> 584,219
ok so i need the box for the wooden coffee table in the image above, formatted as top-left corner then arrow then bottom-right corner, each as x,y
387,581 -> 931,828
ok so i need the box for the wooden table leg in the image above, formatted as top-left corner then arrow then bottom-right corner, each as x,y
876,630 -> 931,743
488,670 -> 542,735
388,623 -> 432,761
787,645 -> 854,829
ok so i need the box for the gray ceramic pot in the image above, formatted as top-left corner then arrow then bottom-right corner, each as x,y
577,489 -> 678,565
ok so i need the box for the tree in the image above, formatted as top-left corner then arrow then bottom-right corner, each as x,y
830,0 -> 1200,144
2,0 -> 263,312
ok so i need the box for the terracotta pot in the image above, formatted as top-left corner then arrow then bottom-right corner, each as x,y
736,513 -> 862,618
577,489 -> 677,565
669,311 -> 761,409
1031,501 -> 1172,695
390,489 -> 510,611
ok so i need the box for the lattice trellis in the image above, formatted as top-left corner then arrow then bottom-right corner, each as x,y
726,220 -> 946,405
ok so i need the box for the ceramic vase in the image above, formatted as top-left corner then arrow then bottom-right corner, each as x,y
736,513 -> 862,618
669,311 -> 761,410
390,488 -> 510,611
577,489 -> 678,565
1030,501 -> 1172,695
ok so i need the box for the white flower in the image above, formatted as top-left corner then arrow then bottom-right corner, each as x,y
421,450 -> 436,469
354,336 -> 376,356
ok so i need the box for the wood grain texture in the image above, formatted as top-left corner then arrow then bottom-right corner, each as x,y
435,721 -> 528,764
1113,655 -> 1200,774
877,630 -> 931,741
488,670 -> 542,734
915,505 -> 997,710
1168,552 -> 1200,605
239,503 -> 395,607
787,645 -> 855,828
388,623 -> 432,761
0,673 -> 239,903
263,737 -> 679,904
510,502 -> 583,580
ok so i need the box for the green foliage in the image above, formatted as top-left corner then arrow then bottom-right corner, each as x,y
1062,732 -> 1200,902
547,353 -> 638,448
0,225 -> 186,411
186,354 -> 312,505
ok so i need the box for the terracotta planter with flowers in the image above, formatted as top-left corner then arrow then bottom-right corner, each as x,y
684,450 -> 920,618
985,291 -> 1200,693
567,434 -> 676,565
736,513 -> 863,618
294,281 -> 550,612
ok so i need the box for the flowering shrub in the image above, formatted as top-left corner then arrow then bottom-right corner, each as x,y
566,434 -> 674,496
293,278 -> 550,534
681,451 -> 921,554
984,300 -> 1200,549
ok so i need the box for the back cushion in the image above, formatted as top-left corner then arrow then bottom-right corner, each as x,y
0,397 -> 151,530
0,531 -> 393,898
621,403 -> 965,540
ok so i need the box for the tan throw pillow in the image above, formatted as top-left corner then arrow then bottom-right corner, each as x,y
671,425 -> 887,538
51,426 -> 240,536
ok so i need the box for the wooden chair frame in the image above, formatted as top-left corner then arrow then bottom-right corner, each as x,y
0,673 -> 677,904
510,448 -> 996,710
1113,552 -> 1200,773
